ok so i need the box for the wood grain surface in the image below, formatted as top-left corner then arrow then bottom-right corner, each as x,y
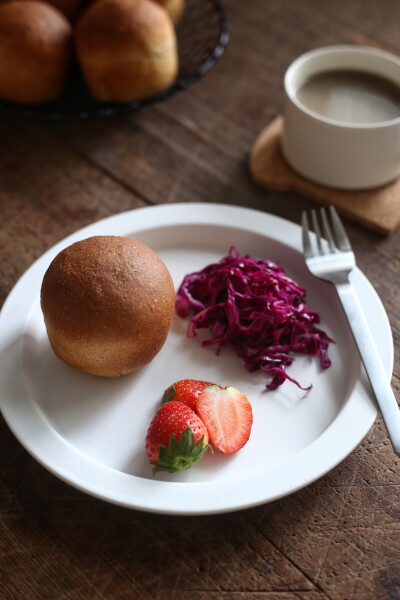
1,1 -> 400,599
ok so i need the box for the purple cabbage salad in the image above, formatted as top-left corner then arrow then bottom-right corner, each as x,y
175,247 -> 333,390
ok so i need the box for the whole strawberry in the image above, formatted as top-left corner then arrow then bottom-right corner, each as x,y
146,400 -> 209,474
162,379 -> 219,411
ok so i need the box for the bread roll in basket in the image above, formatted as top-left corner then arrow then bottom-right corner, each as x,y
75,0 -> 179,102
0,0 -> 72,103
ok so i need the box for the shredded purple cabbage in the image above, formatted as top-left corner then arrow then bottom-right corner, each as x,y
175,247 -> 333,390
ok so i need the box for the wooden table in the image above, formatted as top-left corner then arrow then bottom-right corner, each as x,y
1,1 -> 400,598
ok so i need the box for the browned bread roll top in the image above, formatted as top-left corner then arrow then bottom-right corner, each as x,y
41,236 -> 176,378
0,0 -> 72,103
74,0 -> 178,102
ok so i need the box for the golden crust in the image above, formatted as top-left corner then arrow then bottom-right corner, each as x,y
41,236 -> 176,377
75,0 -> 178,102
76,0 -> 172,52
0,0 -> 72,103
152,0 -> 185,24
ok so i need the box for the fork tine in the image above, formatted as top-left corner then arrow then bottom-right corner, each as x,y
329,206 -> 352,251
311,209 -> 323,254
320,208 -> 336,252
301,211 -> 314,258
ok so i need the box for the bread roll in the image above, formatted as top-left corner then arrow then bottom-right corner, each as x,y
41,236 -> 176,378
0,1 -> 72,104
152,0 -> 185,24
75,0 -> 179,102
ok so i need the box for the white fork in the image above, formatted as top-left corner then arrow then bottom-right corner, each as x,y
302,206 -> 400,456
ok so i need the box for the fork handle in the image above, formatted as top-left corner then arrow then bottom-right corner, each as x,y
336,282 -> 400,455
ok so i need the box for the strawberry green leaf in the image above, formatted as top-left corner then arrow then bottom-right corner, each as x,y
180,427 -> 194,455
152,428 -> 209,475
161,385 -> 175,404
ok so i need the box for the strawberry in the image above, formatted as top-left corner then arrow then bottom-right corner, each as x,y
196,385 -> 253,454
145,400 -> 209,474
162,379 -> 219,412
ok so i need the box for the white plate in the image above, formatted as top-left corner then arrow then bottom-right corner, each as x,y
0,204 -> 392,515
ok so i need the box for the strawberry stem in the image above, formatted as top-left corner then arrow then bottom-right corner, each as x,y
152,428 -> 209,475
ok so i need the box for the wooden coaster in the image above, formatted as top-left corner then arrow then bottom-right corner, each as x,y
249,116 -> 400,235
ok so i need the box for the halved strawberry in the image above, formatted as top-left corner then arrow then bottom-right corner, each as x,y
145,400 -> 209,474
196,385 -> 253,454
162,379 -> 218,412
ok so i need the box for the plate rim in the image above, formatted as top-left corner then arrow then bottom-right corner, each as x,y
0,203 -> 392,514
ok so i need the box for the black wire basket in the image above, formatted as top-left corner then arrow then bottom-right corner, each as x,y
0,0 -> 229,120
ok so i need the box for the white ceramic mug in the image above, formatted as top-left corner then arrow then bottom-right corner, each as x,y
281,45 -> 400,190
